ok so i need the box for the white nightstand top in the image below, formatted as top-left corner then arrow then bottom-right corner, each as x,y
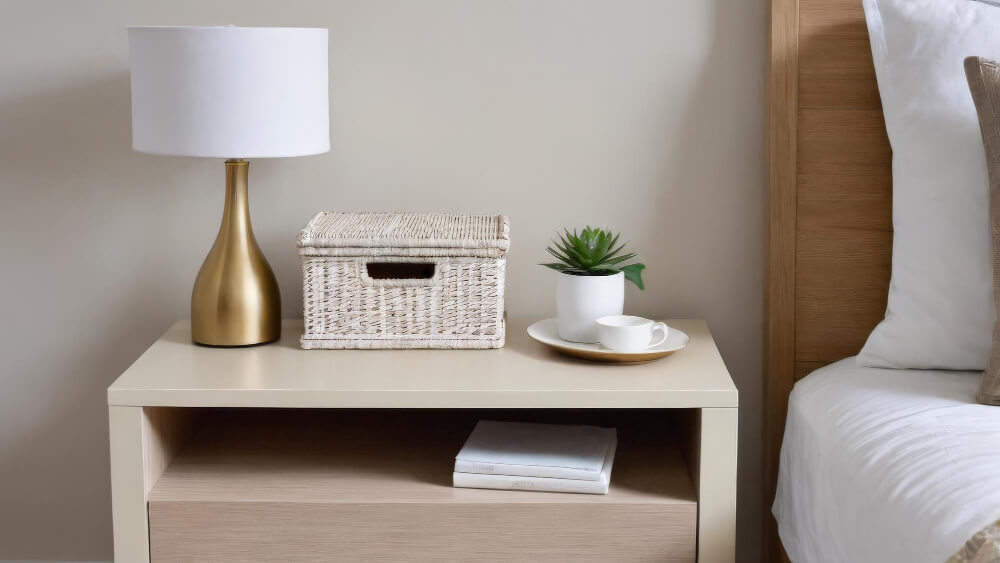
107,318 -> 737,409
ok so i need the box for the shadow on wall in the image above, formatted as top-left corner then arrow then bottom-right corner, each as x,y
0,73 -> 195,559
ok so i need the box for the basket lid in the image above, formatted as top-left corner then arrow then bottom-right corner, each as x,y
297,212 -> 510,252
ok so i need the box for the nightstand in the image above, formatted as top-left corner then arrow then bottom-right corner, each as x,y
108,318 -> 737,562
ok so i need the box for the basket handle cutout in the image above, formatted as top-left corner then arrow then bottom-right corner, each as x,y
366,262 -> 436,280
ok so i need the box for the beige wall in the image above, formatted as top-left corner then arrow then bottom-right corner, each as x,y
0,0 -> 765,560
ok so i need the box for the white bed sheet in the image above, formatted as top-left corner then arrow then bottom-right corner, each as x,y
773,358 -> 1000,562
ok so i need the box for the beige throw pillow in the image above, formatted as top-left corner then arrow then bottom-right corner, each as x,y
966,56 -> 1000,405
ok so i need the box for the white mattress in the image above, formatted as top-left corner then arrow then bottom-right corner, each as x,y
773,358 -> 1000,563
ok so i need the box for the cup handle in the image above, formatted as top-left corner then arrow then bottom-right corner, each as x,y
649,322 -> 669,349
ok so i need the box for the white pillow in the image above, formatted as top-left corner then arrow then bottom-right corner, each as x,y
858,0 -> 1000,370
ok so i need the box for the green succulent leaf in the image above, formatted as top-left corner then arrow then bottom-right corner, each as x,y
601,233 -> 621,257
556,233 -> 587,264
602,242 -> 627,262
602,252 -> 637,267
620,263 -> 646,290
566,229 -> 593,267
545,246 -> 572,264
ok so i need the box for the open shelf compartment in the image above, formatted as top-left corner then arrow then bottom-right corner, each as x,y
146,408 -> 698,562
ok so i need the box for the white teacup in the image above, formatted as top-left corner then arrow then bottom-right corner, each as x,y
596,315 -> 669,353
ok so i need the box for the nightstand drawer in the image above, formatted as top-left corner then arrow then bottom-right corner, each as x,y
149,502 -> 695,561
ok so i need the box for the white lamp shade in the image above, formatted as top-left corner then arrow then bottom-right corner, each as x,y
128,26 -> 330,158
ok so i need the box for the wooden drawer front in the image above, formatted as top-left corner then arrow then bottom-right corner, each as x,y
149,501 -> 696,562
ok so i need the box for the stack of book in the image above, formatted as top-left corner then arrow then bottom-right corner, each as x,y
453,420 -> 618,495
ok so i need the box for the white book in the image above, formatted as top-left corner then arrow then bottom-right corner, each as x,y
455,420 -> 617,481
455,420 -> 616,481
453,438 -> 618,495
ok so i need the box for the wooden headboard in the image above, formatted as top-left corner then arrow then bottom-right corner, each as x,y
765,0 -> 891,560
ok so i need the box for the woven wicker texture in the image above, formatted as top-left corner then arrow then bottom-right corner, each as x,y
966,57 -> 1000,406
299,212 -> 508,349
298,211 -> 510,251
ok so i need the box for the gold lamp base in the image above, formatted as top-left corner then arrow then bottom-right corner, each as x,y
191,159 -> 281,346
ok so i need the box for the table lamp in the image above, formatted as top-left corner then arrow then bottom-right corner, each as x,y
128,26 -> 329,346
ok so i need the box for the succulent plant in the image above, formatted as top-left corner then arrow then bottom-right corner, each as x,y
541,226 -> 646,290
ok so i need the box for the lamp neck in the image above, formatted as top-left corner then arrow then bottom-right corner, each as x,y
222,159 -> 251,233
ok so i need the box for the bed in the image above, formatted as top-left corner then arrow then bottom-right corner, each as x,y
773,359 -> 1000,562
765,0 -> 1000,561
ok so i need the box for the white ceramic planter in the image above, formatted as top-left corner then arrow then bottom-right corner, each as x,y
555,271 -> 625,343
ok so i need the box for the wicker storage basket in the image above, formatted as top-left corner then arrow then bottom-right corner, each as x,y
297,212 -> 509,349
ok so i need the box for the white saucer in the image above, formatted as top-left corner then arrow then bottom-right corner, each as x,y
526,318 -> 689,363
